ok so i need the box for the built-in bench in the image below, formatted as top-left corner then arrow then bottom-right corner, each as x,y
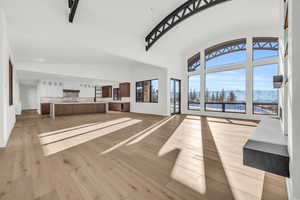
243,118 -> 290,177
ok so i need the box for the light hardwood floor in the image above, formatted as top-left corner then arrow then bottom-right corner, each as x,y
0,111 -> 287,200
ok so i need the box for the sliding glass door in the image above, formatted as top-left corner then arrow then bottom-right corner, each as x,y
170,79 -> 181,115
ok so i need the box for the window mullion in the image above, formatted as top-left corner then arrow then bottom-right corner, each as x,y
200,50 -> 205,112
246,37 -> 253,115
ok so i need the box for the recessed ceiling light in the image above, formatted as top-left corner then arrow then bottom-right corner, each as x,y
33,58 -> 46,62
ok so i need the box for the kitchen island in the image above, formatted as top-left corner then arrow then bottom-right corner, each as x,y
50,102 -> 107,119
108,101 -> 130,112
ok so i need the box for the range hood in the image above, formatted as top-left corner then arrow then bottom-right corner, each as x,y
63,89 -> 80,102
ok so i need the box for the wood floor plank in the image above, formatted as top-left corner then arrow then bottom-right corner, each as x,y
0,111 -> 288,200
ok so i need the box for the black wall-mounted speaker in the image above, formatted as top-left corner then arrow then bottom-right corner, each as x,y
273,75 -> 284,89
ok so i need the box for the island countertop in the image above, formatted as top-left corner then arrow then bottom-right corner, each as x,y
49,101 -> 107,105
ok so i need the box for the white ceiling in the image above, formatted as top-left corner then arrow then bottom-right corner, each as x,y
2,0 -> 282,71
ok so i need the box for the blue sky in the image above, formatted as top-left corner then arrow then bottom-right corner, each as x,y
189,50 -> 278,92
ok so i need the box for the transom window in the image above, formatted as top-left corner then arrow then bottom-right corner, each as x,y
188,53 -> 200,72
253,37 -> 279,61
205,39 -> 247,69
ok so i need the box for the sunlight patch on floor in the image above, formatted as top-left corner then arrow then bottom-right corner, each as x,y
101,115 -> 175,155
39,118 -> 132,145
206,118 -> 265,200
127,115 -> 176,145
159,116 -> 206,194
39,118 -> 142,156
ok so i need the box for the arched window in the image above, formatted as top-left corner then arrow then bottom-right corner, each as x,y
187,37 -> 279,115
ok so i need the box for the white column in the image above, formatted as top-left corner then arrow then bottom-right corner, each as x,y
288,0 -> 300,199
200,50 -> 205,112
246,37 -> 253,116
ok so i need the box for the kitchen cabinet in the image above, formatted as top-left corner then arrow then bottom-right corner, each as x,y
120,82 -> 130,97
41,103 -> 51,115
109,102 -> 130,112
51,102 -> 106,118
102,86 -> 112,98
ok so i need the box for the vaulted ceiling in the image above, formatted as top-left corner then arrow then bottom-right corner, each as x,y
1,0 -> 282,72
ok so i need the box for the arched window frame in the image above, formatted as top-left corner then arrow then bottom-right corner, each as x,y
187,37 -> 279,117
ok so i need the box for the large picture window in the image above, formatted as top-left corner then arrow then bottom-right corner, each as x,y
253,64 -> 278,115
136,79 -> 158,103
188,75 -> 200,110
205,39 -> 246,70
187,37 -> 279,116
205,69 -> 246,113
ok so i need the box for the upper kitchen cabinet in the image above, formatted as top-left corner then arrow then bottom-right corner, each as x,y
120,82 -> 130,97
102,86 -> 112,98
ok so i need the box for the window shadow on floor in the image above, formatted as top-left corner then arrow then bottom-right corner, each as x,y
156,115 -> 235,199
200,116 -> 235,199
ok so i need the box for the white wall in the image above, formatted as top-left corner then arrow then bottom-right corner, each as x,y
19,84 -> 38,110
38,79 -> 98,99
130,65 -> 169,116
0,10 -> 16,147
16,63 -> 133,83
287,1 -> 300,199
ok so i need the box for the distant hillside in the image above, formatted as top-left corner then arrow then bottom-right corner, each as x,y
203,90 -> 278,102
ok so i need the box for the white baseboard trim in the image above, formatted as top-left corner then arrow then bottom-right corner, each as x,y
287,178 -> 292,200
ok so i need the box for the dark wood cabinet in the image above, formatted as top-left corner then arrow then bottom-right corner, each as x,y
102,86 -> 112,98
120,82 -> 130,97
54,103 -> 106,116
95,103 -> 106,113
55,104 -> 73,115
41,103 -> 50,115
109,102 -> 130,112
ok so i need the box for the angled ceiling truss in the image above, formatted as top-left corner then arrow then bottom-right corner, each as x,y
145,0 -> 231,51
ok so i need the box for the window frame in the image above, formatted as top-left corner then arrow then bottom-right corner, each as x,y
252,63 -> 279,116
187,37 -> 279,117
252,37 -> 279,62
188,74 -> 201,111
188,52 -> 201,72
205,68 -> 247,114
205,38 -> 247,70
135,79 -> 159,103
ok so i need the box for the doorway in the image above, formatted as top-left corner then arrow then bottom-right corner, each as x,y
170,79 -> 181,115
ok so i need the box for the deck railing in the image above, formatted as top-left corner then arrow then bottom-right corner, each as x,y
188,101 -> 278,115
253,102 -> 278,115
205,102 -> 246,113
